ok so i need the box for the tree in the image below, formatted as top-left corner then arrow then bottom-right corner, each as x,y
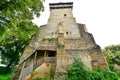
103,45 -> 120,76
103,45 -> 120,65
0,0 -> 44,74
0,0 -> 44,37
0,36 -> 30,73
0,0 -> 44,27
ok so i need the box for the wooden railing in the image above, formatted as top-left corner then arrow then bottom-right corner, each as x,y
44,57 -> 56,63
19,64 -> 33,80
33,58 -> 44,70
19,57 -> 56,80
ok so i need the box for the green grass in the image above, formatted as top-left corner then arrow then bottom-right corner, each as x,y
0,74 -> 11,80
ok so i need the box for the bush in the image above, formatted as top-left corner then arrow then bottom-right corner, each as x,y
0,66 -> 12,74
67,58 -> 120,80
67,58 -> 90,80
90,69 -> 119,80
0,74 -> 11,80
0,66 -> 12,80
108,64 -> 120,76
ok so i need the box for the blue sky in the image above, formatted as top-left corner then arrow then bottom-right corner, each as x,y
33,0 -> 120,48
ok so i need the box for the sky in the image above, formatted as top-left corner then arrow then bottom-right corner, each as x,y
33,0 -> 120,48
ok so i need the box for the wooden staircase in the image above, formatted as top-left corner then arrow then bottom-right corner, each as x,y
18,58 -> 44,80
18,57 -> 56,80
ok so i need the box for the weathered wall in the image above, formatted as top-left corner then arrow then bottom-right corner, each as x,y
47,8 -> 81,38
13,2 -> 109,80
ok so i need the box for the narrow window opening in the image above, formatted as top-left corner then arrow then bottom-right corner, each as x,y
52,32 -> 53,35
64,14 -> 67,17
66,32 -> 68,34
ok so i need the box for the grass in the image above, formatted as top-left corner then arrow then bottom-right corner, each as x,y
0,74 -> 11,80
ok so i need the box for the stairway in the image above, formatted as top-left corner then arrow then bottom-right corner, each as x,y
18,58 -> 44,80
19,57 -> 56,80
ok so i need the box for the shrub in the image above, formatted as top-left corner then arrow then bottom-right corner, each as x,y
67,58 -> 120,80
0,74 -> 11,80
0,66 -> 12,74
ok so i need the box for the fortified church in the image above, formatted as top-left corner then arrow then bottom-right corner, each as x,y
12,2 -> 109,80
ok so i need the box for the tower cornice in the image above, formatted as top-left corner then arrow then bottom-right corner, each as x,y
49,2 -> 73,10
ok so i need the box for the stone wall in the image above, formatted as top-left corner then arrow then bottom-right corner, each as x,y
13,2 -> 109,80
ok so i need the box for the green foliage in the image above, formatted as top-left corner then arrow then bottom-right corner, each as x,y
42,38 -> 56,42
30,70 -> 35,79
89,69 -> 119,80
49,64 -> 54,78
103,45 -> 120,65
50,64 -> 54,74
0,36 -> 30,74
0,74 -> 11,80
0,0 -> 44,74
0,66 -> 11,74
0,67 -> 12,79
67,58 -> 90,80
103,45 -> 120,76
67,58 -> 120,80
0,0 -> 44,40
0,0 -> 44,27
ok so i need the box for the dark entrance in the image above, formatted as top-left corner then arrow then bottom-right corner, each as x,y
48,51 -> 56,57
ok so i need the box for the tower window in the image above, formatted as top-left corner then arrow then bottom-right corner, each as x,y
64,14 -> 67,17
66,32 -> 68,34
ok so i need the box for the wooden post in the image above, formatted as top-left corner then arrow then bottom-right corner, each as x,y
34,51 -> 37,63
18,61 -> 26,80
44,51 -> 47,62
34,51 -> 37,69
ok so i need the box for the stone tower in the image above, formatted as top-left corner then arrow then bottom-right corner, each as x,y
11,2 -> 109,80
